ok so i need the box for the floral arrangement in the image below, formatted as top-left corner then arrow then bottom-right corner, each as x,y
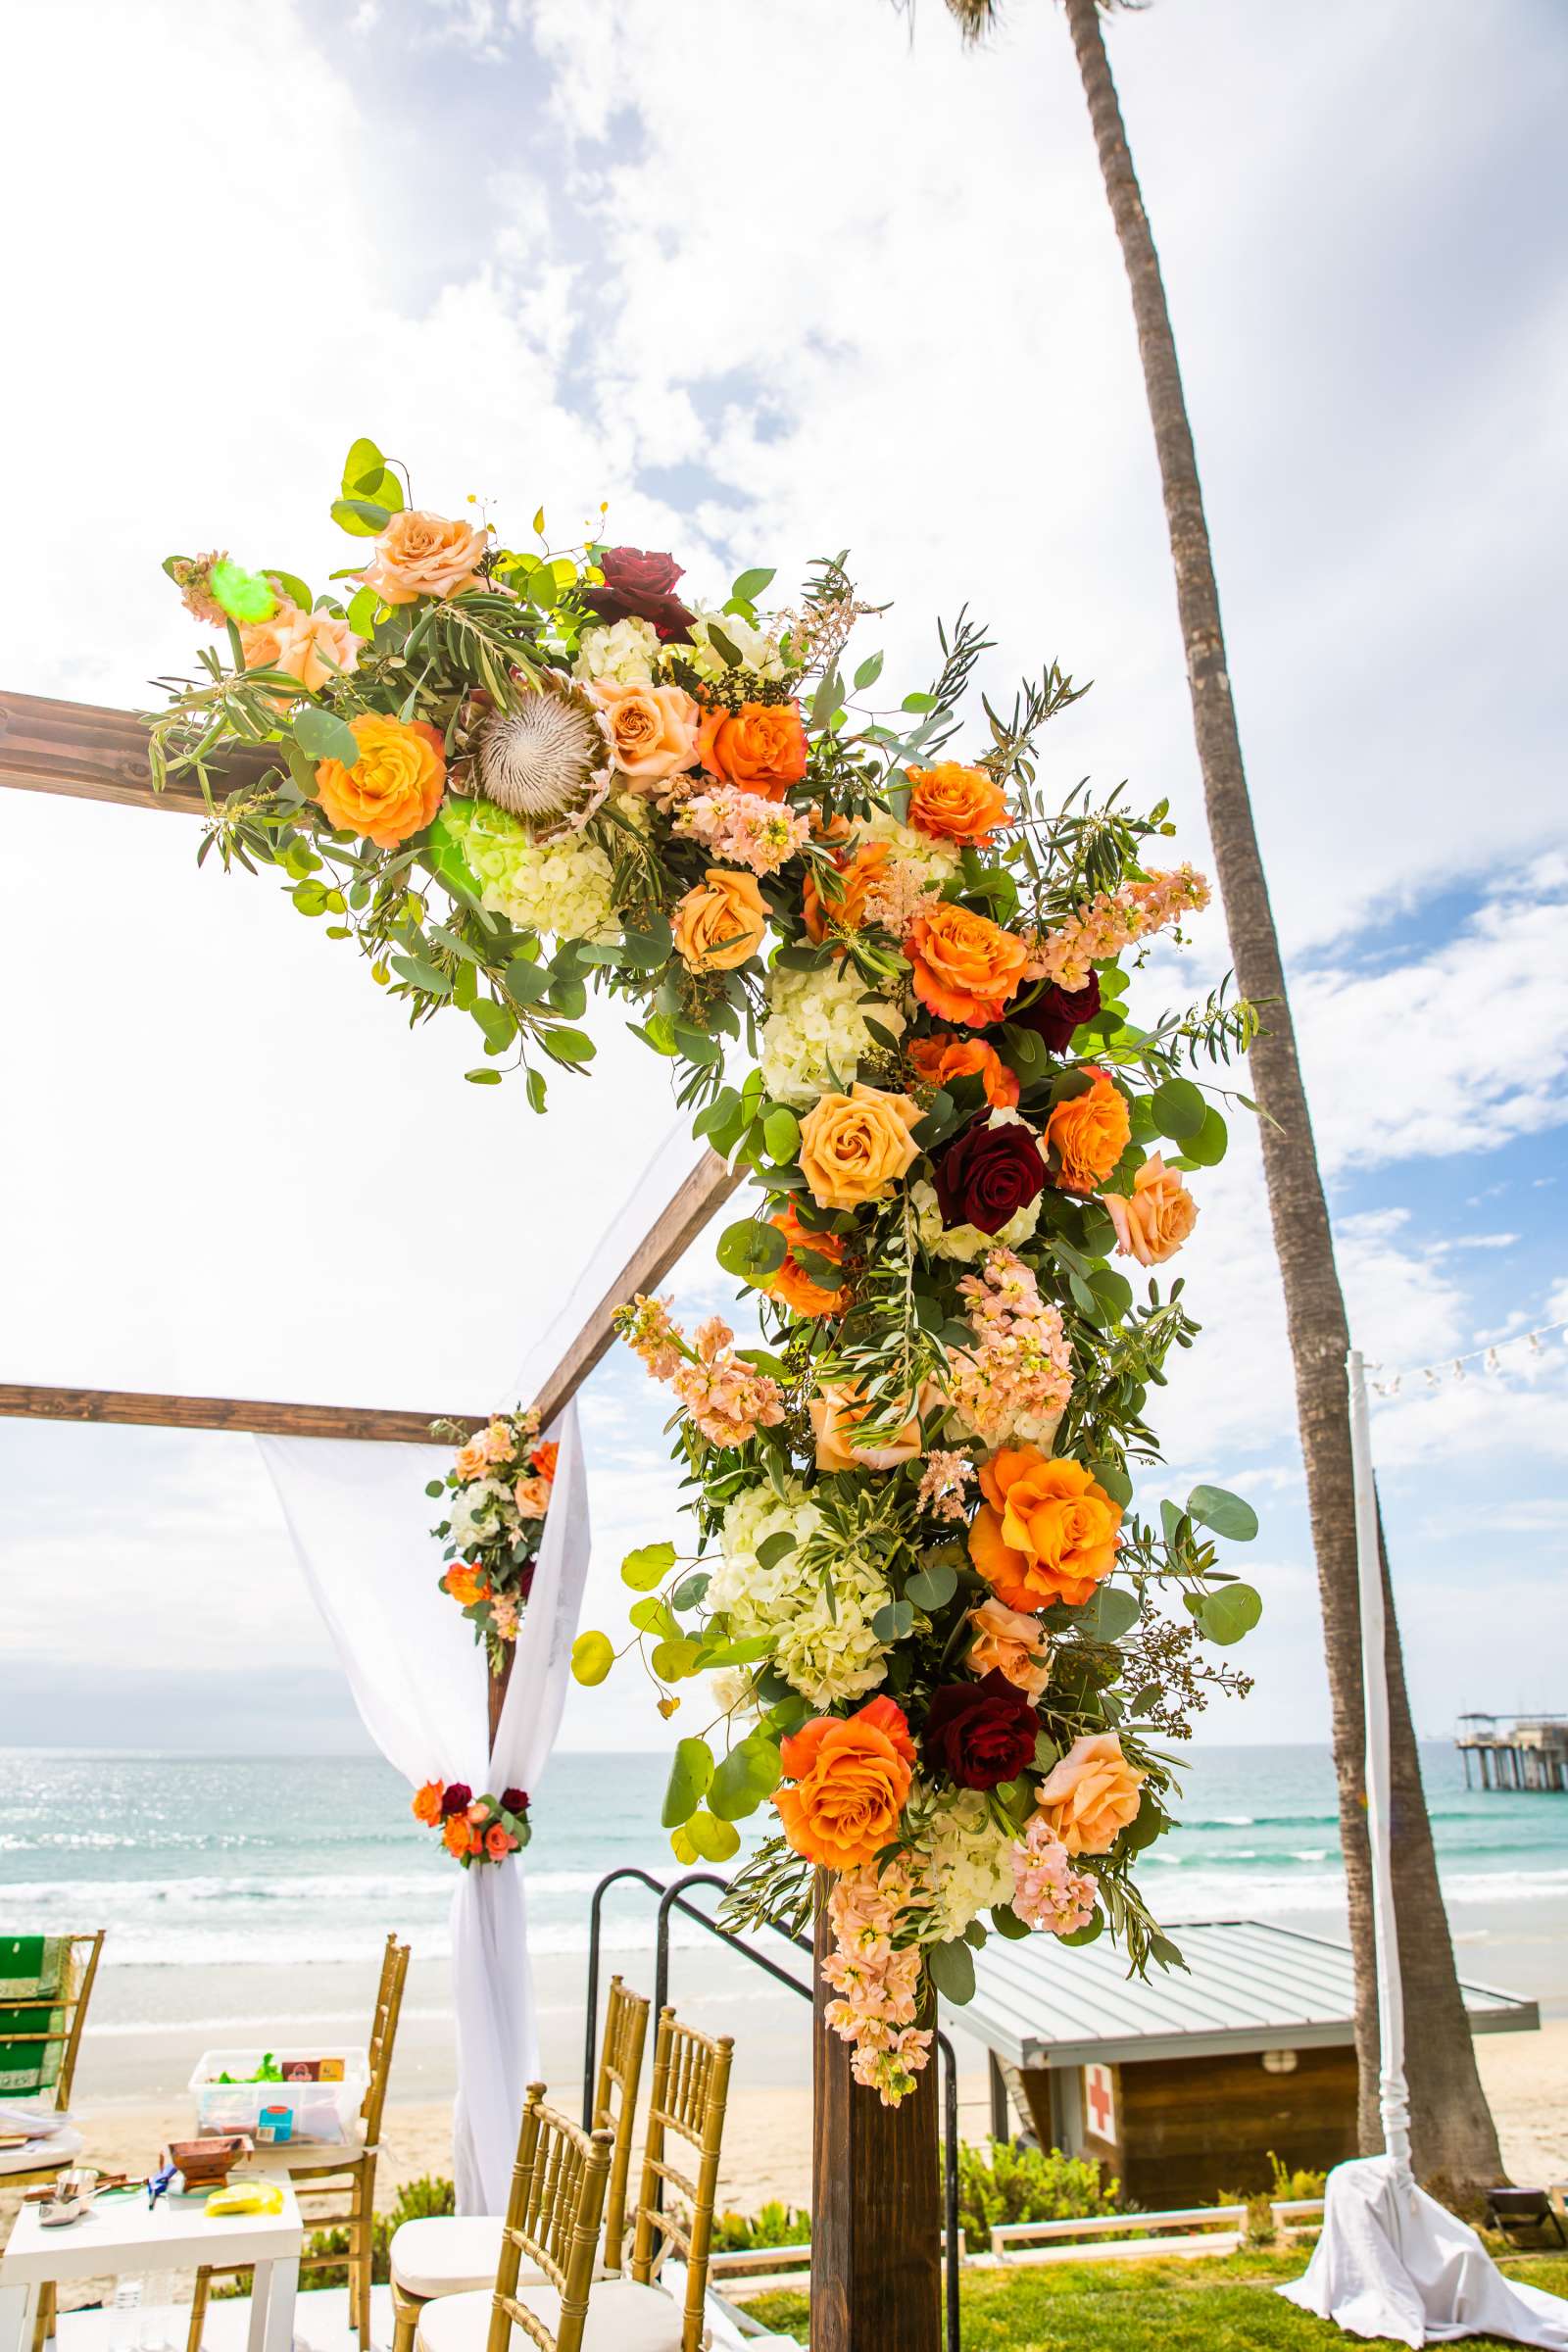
412,1779 -> 532,1868
152,438 -> 1264,2102
424,1410 -> 559,1666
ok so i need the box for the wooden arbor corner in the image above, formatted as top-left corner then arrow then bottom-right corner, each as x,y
1,682 -> 945,2352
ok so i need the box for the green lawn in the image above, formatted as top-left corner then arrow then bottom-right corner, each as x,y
738,2244 -> 1568,2348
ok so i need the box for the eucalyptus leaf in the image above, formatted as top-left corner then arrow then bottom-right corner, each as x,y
1200,1583 -> 1263,1644
1187,1483 -> 1259,1542
927,1937 -> 976,2004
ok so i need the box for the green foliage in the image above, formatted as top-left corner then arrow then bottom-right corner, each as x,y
710,2198 -> 810,2252
956,2136 -> 1119,2254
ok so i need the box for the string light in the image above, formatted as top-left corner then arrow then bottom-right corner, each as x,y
1365,1316 -> 1568,1399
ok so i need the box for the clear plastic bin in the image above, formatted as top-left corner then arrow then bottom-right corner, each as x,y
188,2049 -> 368,2146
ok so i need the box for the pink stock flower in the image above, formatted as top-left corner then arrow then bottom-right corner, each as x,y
673,788 -> 811,875
1010,1816 -> 1098,1935
945,1249 -> 1073,1449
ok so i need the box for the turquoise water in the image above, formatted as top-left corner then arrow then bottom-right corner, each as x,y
4,1741 -> 1566,1983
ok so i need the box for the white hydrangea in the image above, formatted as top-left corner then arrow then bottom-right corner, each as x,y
709,1479 -> 892,1707
572,616 -> 661,685
685,607 -> 790,684
856,808 -> 962,887
478,832 -> 617,943
909,1789 -> 1018,1942
911,1177 -> 1042,1265
446,1477 -> 509,1547
759,963 -> 907,1107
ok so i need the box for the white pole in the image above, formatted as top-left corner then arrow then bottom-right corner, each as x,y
1347,1347 -> 1413,2181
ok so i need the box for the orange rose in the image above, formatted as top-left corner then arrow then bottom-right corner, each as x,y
906,1032 -> 1020,1109
442,1813 -> 478,1858
772,1696 -> 916,1870
589,679 -> 701,788
906,903 -> 1028,1028
359,510 -> 489,606
530,1441 -> 560,1481
412,1781 -> 445,1827
802,843 -> 891,943
671,866 -> 767,972
698,701 -> 808,800
762,1204 -> 846,1319
906,762 -> 1008,847
798,1083 -> 922,1210
968,1448 -> 1122,1611
967,1597 -> 1052,1699
809,1380 -> 932,1473
442,1562 -> 490,1607
315,713 -> 446,849
1042,1068 -> 1131,1194
1103,1152 -> 1198,1265
1035,1733 -> 1146,1856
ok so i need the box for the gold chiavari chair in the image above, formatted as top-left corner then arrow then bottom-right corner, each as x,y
415,2009 -> 730,2352
187,1933 -> 410,2352
416,2088 -> 611,2352
389,1977 -> 650,2352
0,1933 -> 106,2352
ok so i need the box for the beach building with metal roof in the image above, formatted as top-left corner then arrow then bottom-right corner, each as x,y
946,1918 -> 1537,2205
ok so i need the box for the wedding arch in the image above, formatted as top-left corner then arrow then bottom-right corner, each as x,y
0,453 -> 1267,2350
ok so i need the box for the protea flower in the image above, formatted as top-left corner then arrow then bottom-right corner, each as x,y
453,670 -> 613,840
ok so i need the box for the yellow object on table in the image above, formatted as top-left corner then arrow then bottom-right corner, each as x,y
205,2180 -> 285,2219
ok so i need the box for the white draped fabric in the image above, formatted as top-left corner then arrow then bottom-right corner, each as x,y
1277,1355 -> 1568,2347
258,1400 -> 591,2214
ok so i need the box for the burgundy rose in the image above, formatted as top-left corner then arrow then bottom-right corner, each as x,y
439,1783 -> 473,1818
1011,974 -> 1101,1055
500,1788 -> 529,1816
923,1671 -> 1039,1790
933,1116 -> 1047,1234
583,546 -> 695,643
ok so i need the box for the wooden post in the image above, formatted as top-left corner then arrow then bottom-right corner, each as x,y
811,1893 -> 941,2352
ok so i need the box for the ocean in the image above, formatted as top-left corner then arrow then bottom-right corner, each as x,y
5,1743 -> 1567,2101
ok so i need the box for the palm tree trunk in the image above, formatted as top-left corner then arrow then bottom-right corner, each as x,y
1058,0 -> 1501,2187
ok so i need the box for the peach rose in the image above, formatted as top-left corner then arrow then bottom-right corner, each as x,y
1035,1732 -> 1146,1856
453,1439 -> 491,1480
589,678 -> 702,787
906,762 -> 1008,847
412,1781 -> 445,1827
967,1597 -> 1052,1699
484,1823 -> 517,1862
772,1695 -> 916,1871
671,866 -> 767,972
359,510 -> 489,606
513,1474 -> 551,1519
968,1447 -> 1122,1611
798,1083 -> 923,1210
1042,1068 -> 1131,1194
762,1204 -> 846,1319
698,701 -> 808,800
906,902 -> 1028,1028
809,1380 -> 933,1473
240,601 -> 362,698
1103,1152 -> 1198,1265
315,713 -> 446,849
906,1032 -> 1020,1109
802,843 -> 891,943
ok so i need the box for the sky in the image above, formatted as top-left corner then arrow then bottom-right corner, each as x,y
0,0 -> 1564,1766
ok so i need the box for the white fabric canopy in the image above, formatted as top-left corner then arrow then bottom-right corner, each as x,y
258,1401 -> 591,2213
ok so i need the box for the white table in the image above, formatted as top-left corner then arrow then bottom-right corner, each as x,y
1,2180 -> 303,2352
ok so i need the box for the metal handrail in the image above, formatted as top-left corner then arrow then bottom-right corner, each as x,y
585,1864 -> 962,2352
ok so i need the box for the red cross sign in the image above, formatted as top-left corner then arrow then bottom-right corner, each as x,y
1084,2062 -> 1116,2143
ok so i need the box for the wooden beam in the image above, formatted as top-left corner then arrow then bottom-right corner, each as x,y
0,1150 -> 742,1451
528,1148 -> 742,1430
0,688 -> 273,815
0,1384 -> 474,1446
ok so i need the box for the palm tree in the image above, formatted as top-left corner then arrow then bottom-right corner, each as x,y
929,0 -> 1502,2186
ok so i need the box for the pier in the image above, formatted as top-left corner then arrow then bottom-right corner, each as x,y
1456,1712 -> 1568,1791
